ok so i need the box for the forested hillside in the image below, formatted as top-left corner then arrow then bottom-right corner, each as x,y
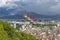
0,20 -> 37,40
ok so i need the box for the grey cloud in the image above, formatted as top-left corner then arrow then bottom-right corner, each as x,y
21,0 -> 60,15
1,0 -> 60,15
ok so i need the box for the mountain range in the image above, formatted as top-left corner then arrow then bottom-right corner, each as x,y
0,7 -> 60,20
0,11 -> 60,20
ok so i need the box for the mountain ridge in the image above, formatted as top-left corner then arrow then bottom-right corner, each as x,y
0,7 -> 60,20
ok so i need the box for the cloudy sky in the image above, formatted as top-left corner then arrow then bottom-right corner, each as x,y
0,0 -> 60,15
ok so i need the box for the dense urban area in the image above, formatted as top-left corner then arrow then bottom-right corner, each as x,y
0,12 -> 60,40
0,19 -> 60,40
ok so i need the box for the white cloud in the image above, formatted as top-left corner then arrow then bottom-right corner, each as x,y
0,0 -> 20,7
